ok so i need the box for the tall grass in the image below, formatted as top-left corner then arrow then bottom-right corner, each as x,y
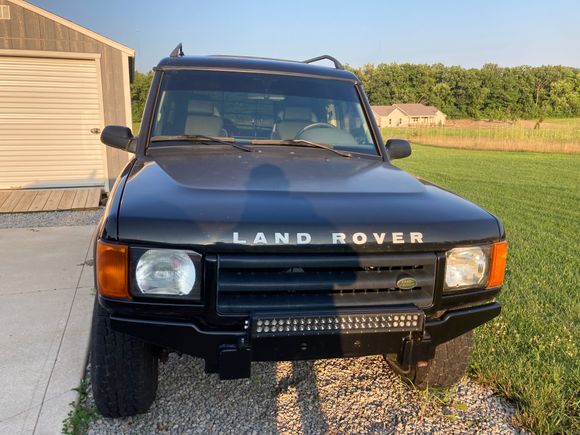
382,118 -> 580,153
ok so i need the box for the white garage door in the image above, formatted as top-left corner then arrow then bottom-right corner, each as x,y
0,56 -> 106,189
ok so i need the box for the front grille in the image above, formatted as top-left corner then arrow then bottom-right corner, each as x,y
217,253 -> 437,314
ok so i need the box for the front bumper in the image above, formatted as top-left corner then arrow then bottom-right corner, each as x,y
108,302 -> 501,379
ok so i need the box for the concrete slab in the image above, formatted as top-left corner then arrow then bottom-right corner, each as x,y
0,226 -> 95,295
34,287 -> 95,434
78,258 -> 95,289
0,289 -> 75,421
0,412 -> 28,435
0,226 -> 96,435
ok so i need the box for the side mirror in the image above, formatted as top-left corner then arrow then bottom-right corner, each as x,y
386,139 -> 411,160
101,125 -> 136,153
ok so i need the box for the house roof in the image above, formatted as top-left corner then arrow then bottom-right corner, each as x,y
371,105 -> 398,116
394,104 -> 439,116
371,103 -> 442,117
8,0 -> 135,56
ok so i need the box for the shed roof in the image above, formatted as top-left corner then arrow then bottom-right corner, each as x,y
8,0 -> 135,56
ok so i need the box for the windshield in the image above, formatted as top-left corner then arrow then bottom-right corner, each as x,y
150,70 -> 378,155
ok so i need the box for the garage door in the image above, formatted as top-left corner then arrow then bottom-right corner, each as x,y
0,56 -> 106,189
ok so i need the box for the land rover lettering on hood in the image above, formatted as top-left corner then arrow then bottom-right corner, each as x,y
231,231 -> 425,245
91,47 -> 507,418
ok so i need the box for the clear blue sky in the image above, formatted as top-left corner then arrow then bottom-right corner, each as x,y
30,0 -> 580,72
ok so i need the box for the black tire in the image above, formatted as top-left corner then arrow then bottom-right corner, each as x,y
91,301 -> 159,417
385,331 -> 473,389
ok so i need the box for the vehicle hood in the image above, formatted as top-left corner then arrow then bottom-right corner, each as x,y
118,149 -> 501,252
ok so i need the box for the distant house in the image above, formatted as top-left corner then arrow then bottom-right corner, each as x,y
372,104 -> 446,127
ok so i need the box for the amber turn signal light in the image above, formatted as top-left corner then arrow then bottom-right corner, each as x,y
487,240 -> 508,288
96,240 -> 130,299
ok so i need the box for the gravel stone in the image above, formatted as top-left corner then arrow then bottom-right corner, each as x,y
86,354 -> 526,434
0,209 -> 103,229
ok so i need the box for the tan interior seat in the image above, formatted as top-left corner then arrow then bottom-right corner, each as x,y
184,100 -> 224,136
272,106 -> 317,139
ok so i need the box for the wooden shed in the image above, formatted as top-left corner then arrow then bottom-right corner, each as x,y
0,0 -> 134,191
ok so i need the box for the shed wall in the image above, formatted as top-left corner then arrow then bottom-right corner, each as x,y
0,0 -> 131,189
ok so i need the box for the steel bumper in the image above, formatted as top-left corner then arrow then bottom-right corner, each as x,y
109,302 -> 501,379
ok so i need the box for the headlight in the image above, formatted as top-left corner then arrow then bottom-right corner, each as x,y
133,248 -> 202,299
444,246 -> 490,291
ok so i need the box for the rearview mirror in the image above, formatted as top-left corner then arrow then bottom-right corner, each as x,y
386,139 -> 411,160
101,125 -> 136,153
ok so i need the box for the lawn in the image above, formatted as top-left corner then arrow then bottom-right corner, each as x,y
395,144 -> 579,433
382,118 -> 580,154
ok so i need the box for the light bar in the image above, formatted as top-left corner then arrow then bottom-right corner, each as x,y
252,312 -> 423,337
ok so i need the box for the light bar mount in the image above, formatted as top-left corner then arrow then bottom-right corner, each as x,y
169,43 -> 184,58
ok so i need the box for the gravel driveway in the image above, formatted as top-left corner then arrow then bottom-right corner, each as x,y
0,209 -> 103,229
87,354 -> 522,434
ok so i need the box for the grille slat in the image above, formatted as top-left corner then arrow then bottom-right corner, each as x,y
217,253 -> 437,313
219,269 -> 433,293
219,253 -> 430,269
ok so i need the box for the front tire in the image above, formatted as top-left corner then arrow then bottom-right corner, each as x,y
91,301 -> 159,417
386,331 -> 473,389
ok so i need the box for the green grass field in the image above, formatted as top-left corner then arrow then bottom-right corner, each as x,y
395,144 -> 579,433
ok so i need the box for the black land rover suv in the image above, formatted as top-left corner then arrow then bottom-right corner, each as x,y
92,48 -> 507,417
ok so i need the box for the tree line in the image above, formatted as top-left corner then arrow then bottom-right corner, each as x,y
349,63 -> 579,120
131,64 -> 579,122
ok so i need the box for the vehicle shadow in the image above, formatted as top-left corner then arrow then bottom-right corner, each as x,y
289,360 -> 329,433
144,355 -> 330,433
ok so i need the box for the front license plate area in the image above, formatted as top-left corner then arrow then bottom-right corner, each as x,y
251,311 -> 424,338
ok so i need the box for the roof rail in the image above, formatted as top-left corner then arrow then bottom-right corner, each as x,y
210,54 -> 300,63
170,43 -> 184,58
303,55 -> 344,70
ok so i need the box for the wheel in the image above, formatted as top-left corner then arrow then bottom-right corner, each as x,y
385,331 -> 473,389
90,301 -> 159,417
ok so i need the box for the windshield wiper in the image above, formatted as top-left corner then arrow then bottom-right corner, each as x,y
150,135 -> 252,152
250,139 -> 352,158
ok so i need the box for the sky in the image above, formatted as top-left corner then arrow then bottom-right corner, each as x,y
29,0 -> 580,72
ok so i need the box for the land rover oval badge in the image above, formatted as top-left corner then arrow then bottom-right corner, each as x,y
397,277 -> 417,290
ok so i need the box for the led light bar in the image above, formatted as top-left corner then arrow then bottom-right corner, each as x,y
252,312 -> 424,337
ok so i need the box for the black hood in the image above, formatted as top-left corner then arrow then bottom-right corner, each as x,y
118,147 -> 501,252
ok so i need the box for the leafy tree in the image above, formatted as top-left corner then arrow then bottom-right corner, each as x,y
545,75 -> 580,116
348,63 -> 580,120
131,70 -> 154,125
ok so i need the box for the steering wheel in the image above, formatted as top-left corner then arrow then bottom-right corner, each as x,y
295,122 -> 338,138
